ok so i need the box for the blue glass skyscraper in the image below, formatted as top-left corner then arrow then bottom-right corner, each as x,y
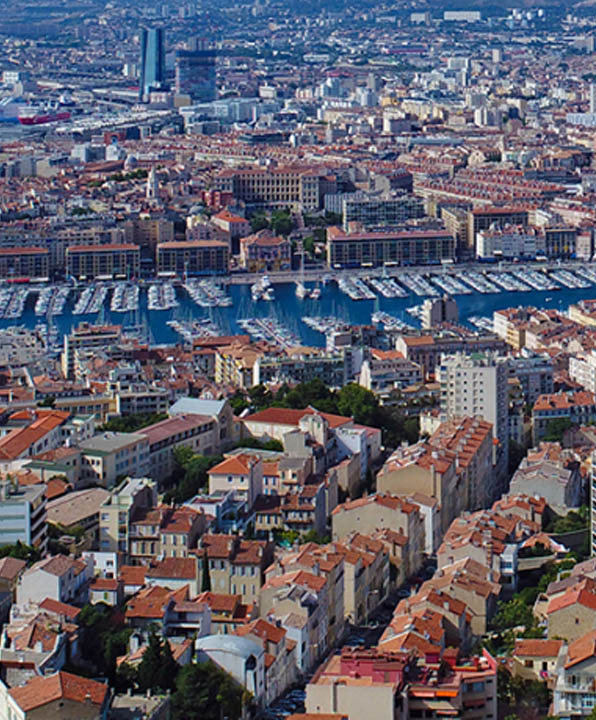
175,38 -> 216,103
139,27 -> 166,100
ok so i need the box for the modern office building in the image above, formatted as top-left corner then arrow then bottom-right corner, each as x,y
175,38 -> 216,102
139,27 -> 166,100
341,193 -> 425,231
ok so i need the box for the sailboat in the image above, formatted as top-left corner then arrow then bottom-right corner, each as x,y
295,251 -> 308,299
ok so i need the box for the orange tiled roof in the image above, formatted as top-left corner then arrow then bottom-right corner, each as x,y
9,671 -> 108,711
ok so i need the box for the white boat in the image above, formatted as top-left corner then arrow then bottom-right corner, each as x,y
296,282 -> 308,299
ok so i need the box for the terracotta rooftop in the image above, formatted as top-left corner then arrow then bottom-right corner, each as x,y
9,671 -> 108,712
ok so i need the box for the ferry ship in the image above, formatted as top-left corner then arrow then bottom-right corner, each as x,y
18,103 -> 71,126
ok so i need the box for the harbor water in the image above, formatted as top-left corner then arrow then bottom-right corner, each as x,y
3,274 -> 596,348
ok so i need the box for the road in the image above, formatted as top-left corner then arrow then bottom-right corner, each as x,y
224,258 -> 589,286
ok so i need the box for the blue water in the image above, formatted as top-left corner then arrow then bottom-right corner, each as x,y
4,281 -> 596,348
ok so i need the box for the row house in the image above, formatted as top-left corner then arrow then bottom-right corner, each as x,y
331,494 -> 425,579
532,391 -> 596,444
425,558 -> 501,635
265,545 -> 345,650
195,591 -> 256,634
17,555 -> 92,607
260,569 -> 329,666
235,618 -> 298,705
197,534 -> 274,606
125,584 -> 212,638
254,483 -> 327,538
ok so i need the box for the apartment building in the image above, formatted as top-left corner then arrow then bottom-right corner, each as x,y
260,570 -> 330,660
66,243 -> 140,280
553,630 -> 596,719
254,348 -> 351,389
326,226 -> 455,268
239,620 -> 298,705
99,477 -> 157,554
266,545 -> 346,649
17,554 -> 92,606
332,494 -> 425,578
123,216 -> 174,257
156,239 -> 229,276
79,432 -> 150,488
510,443 -> 583,514
532,391 -> 596,444
61,323 -> 122,379
569,349 -> 596,394
0,478 -> 47,554
359,350 -> 423,400
429,415 -> 495,510
476,225 -> 540,260
198,534 -> 274,605
140,413 -> 217,486
211,210 -> 251,253
508,350 -> 554,405
437,352 -> 509,483
394,332 -> 507,379
467,207 -> 529,250
128,506 -> 209,564
208,454 -> 264,507
376,443 -> 459,537
0,409 -> 72,462
0,247 -> 49,280
306,647 -> 498,720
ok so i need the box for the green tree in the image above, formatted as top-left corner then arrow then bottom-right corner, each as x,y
490,596 -> 534,632
77,604 -> 132,681
37,396 -> 56,407
303,236 -> 315,255
136,629 -> 178,693
543,417 -> 572,443
250,213 -> 269,232
301,530 -> 330,545
99,412 -> 167,433
271,209 -> 293,237
0,541 -> 40,564
164,451 -> 223,504
229,390 -> 249,414
336,383 -> 379,426
551,506 -> 589,534
201,550 -> 211,592
233,437 -> 283,452
172,662 -> 244,720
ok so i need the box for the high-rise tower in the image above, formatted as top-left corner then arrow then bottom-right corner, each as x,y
139,27 -> 166,101
175,38 -> 216,103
